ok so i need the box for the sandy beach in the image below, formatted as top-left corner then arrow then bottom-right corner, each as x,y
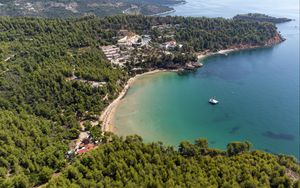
100,41 -> 283,133
100,48 -> 256,133
99,69 -> 169,132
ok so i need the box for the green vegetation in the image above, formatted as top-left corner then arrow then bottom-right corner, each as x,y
0,15 -> 297,187
233,13 -> 292,24
46,136 -> 300,187
136,16 -> 279,70
0,0 -> 185,18
0,15 -> 280,121
0,16 -> 127,123
0,110 -> 68,186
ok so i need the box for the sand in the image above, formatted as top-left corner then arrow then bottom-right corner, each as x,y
100,45 -> 274,133
99,70 -> 168,132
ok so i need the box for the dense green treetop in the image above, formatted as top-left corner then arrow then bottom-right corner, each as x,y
46,136 -> 300,188
0,15 -> 279,121
0,110 -> 68,186
233,13 -> 292,24
0,15 -> 296,187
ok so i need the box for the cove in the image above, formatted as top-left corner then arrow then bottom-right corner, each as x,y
113,0 -> 299,158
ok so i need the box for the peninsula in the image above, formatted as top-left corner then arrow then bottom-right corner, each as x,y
233,13 -> 292,23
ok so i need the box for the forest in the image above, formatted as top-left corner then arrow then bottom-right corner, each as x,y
48,136 -> 300,188
233,13 -> 292,24
0,0 -> 185,18
0,15 -> 298,187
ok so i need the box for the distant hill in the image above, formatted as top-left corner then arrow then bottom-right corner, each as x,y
233,13 -> 292,24
0,0 -> 185,18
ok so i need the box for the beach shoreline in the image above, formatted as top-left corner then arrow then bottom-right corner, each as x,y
100,35 -> 284,133
197,32 -> 284,61
99,69 -> 175,132
197,44 -> 278,62
99,46 -> 253,133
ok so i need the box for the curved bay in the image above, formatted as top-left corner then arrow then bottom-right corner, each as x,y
114,0 -> 299,158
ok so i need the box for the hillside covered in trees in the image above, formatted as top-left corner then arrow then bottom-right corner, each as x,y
46,136 -> 300,188
0,0 -> 185,18
0,15 -> 298,187
233,13 -> 292,24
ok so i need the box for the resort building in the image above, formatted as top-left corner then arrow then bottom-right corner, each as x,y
118,34 -> 141,46
162,40 -> 177,49
100,45 -> 124,65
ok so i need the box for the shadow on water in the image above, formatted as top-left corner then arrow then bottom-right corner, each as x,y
212,112 -> 230,123
176,69 -> 198,77
262,131 -> 295,141
229,126 -> 241,134
210,140 -> 216,145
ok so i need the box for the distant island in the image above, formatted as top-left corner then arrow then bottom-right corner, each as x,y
0,0 -> 185,17
233,13 -> 292,24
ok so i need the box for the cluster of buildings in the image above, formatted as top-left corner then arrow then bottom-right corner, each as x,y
49,2 -> 79,13
117,30 -> 151,47
117,31 -> 140,46
100,30 -> 152,66
160,40 -> 183,49
100,45 -> 127,65
100,28 -> 185,68
151,24 -> 183,49
75,137 -> 97,155
66,131 -> 98,158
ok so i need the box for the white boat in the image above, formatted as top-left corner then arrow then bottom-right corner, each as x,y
209,97 -> 219,104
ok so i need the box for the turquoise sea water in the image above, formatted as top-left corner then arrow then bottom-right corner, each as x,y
114,0 -> 300,158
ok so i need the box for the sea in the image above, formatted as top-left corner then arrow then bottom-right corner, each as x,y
113,0 -> 300,158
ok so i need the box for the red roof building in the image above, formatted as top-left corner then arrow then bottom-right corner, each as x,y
76,144 -> 96,155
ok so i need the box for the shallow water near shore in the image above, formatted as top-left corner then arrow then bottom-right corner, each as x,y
114,0 -> 299,158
